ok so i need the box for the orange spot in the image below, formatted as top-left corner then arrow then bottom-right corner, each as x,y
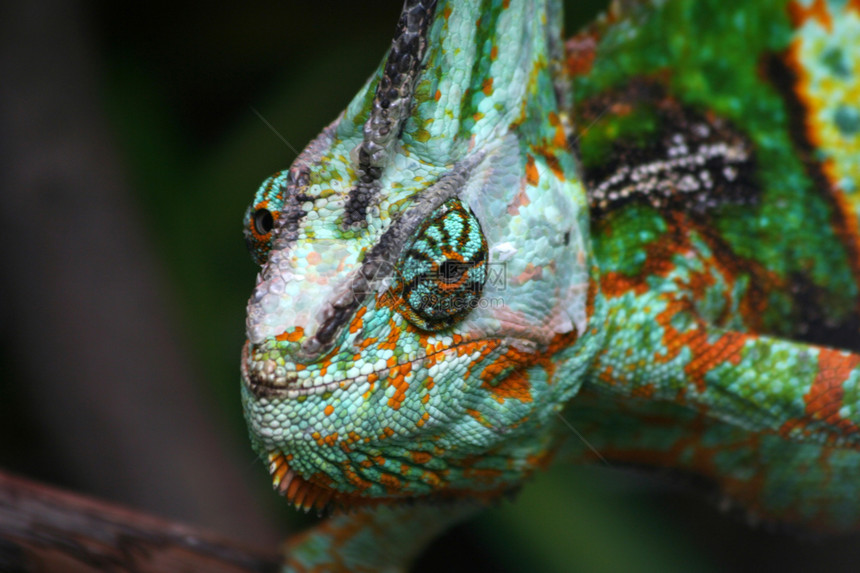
387,362 -> 412,410
421,470 -> 443,488
276,327 -> 304,342
324,405 -> 334,416
434,89 -> 441,101
511,262 -> 543,285
553,124 -> 567,148
482,77 -> 494,96
456,339 -> 501,360
381,321 -> 401,350
306,251 -> 321,265
342,465 -> 375,491
655,298 -> 747,393
411,451 -> 432,464
525,154 -> 539,186
463,341 -> 505,380
465,408 -> 492,427
799,349 -> 860,435
525,449 -> 555,471
388,392 -> 406,410
507,186 -> 531,216
490,45 -> 498,61
349,306 -> 367,334
463,467 -> 503,484
631,383 -> 656,399
600,271 -> 650,298
424,352 -> 437,367
443,4 -> 452,19
479,348 -> 533,404
788,0 -> 833,30
536,147 -> 564,181
379,473 -> 403,492
565,33 -> 597,77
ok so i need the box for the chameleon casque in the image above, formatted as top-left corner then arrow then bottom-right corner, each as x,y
240,0 -> 860,570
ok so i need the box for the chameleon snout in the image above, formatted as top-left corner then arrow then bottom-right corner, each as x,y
241,339 -> 303,399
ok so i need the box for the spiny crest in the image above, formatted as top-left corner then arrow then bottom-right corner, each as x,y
344,0 -> 438,228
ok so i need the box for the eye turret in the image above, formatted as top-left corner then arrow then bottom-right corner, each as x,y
388,198 -> 488,331
243,173 -> 287,266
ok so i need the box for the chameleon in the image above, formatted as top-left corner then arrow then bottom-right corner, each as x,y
240,0 -> 860,570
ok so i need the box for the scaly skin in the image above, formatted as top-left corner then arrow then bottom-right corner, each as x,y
240,0 -> 860,570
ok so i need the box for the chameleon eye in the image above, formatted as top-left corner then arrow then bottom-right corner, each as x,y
390,198 -> 488,331
253,208 -> 274,235
244,203 -> 279,266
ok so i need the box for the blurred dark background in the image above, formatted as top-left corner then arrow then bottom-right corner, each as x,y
1,0 -> 859,571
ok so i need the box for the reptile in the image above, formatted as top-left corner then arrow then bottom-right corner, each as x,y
240,0 -> 860,570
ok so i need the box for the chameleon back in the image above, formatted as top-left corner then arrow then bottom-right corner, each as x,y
574,0 -> 860,342
567,0 -> 860,530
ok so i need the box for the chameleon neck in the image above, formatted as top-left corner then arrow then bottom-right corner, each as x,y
285,503 -> 480,571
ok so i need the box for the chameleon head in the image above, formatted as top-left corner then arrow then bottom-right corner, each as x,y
241,0 -> 595,512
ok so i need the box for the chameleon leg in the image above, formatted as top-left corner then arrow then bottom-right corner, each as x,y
561,389 -> 860,530
284,502 -> 481,573
593,293 -> 860,450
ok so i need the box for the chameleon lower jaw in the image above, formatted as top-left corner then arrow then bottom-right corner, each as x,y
266,450 -> 461,514
266,449 -> 516,515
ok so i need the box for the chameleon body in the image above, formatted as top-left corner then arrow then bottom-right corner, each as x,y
240,0 -> 860,570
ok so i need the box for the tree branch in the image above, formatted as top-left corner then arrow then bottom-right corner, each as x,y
0,469 -> 281,573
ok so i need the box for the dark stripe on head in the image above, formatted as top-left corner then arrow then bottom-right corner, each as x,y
303,152 -> 482,358
343,0 -> 439,228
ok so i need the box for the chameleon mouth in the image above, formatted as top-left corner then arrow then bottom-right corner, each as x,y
242,337 -> 512,399
241,341 -> 348,399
